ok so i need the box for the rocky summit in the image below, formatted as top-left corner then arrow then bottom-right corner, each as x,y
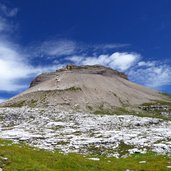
0,65 -> 171,157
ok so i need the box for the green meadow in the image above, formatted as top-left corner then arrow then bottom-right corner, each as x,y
0,139 -> 171,171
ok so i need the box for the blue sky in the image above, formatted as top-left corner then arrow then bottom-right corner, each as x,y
0,0 -> 171,102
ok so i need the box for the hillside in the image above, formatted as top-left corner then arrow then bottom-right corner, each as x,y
0,65 -> 171,167
1,65 -> 169,113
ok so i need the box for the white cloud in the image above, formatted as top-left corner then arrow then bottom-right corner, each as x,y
0,42 -> 33,91
93,43 -> 130,50
30,39 -> 130,59
0,18 -> 6,31
0,41 -> 60,92
0,4 -> 18,35
0,98 -> 6,103
0,4 -> 29,92
82,54 -> 111,66
67,55 -> 84,64
0,3 -> 18,17
7,8 -> 18,17
129,61 -> 171,88
108,52 -> 140,71
36,40 -> 77,57
138,61 -> 156,67
0,17 -> 10,33
68,52 -> 140,71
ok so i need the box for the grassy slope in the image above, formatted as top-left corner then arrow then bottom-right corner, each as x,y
93,93 -> 171,120
0,139 -> 171,171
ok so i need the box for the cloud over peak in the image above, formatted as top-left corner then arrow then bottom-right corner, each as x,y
68,52 -> 140,71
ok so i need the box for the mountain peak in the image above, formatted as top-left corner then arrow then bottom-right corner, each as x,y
1,64 -> 167,112
60,64 -> 128,79
30,65 -> 128,88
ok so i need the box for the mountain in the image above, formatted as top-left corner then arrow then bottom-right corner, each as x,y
1,65 -> 171,159
1,64 -> 169,113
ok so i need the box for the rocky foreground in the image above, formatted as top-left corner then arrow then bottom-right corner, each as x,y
0,107 -> 171,158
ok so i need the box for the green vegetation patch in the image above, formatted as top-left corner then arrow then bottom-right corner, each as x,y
93,102 -> 171,121
0,139 -> 171,171
142,100 -> 171,106
2,100 -> 26,108
27,99 -> 37,108
116,141 -> 136,157
139,100 -> 171,120
161,92 -> 171,100
94,104 -> 132,115
51,87 -> 82,92
2,99 -> 38,108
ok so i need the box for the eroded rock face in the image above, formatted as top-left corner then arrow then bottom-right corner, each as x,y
30,65 -> 128,88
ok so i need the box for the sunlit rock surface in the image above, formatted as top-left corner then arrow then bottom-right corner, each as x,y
0,107 -> 171,157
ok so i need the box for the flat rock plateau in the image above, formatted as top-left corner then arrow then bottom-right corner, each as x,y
0,65 -> 171,157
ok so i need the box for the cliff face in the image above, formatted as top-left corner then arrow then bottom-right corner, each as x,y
30,65 -> 128,88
